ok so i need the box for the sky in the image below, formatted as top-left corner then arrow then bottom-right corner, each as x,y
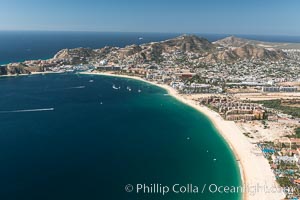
0,0 -> 299,35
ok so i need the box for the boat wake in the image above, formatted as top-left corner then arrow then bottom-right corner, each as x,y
46,86 -> 86,91
112,84 -> 121,90
0,108 -> 54,114
69,86 -> 86,89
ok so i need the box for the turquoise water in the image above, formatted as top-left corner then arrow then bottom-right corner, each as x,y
0,73 -> 241,200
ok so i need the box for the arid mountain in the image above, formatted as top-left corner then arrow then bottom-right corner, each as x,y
203,43 -> 287,62
152,35 -> 216,53
209,36 -> 288,62
0,35 -> 289,75
51,35 -> 286,63
0,63 -> 44,75
54,47 -> 98,60
214,35 -> 300,49
234,44 -> 286,59
112,35 -> 287,63
213,36 -> 250,47
109,35 -> 216,62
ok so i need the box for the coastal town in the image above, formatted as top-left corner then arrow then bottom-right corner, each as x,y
1,35 -> 300,199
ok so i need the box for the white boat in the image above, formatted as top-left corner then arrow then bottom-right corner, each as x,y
126,86 -> 131,91
89,80 -> 94,83
112,85 -> 119,90
138,89 -> 142,93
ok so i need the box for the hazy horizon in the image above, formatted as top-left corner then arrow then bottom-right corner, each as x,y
1,30 -> 300,37
1,0 -> 299,36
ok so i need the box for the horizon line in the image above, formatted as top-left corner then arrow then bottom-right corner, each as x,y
0,29 -> 300,37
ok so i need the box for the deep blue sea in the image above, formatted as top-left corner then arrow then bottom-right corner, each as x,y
0,74 -> 241,200
1,31 -> 300,65
1,31 -> 299,200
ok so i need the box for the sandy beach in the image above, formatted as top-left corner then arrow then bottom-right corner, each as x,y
0,71 -> 64,78
79,71 -> 285,200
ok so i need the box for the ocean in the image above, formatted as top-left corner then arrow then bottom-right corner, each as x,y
2,31 -> 298,200
1,31 -> 300,65
0,73 -> 241,200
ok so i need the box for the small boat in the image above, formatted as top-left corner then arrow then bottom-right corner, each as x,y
126,86 -> 131,91
89,80 -> 94,83
138,89 -> 142,93
138,37 -> 143,40
112,85 -> 119,90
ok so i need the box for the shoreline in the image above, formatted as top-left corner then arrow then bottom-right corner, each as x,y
79,71 -> 285,200
0,70 -> 284,199
0,71 -> 64,78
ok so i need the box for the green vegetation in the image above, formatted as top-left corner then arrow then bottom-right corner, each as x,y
175,56 -> 187,64
293,127 -> 300,138
206,104 -> 219,112
277,177 -> 293,187
254,99 -> 300,118
194,63 -> 208,69
285,127 -> 300,138
243,132 -> 254,138
186,74 -> 206,84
